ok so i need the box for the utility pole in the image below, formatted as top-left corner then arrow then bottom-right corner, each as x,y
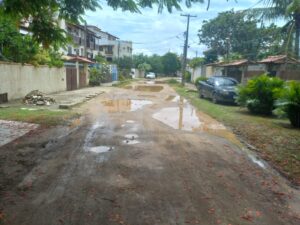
196,51 -> 198,58
181,14 -> 197,85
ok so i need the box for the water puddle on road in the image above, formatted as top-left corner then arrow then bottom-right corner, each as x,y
123,134 -> 141,145
248,155 -> 266,169
87,146 -> 114,154
152,96 -> 242,147
144,81 -> 155,85
102,99 -> 152,113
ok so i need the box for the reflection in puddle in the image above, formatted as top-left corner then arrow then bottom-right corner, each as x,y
125,134 -> 139,139
153,96 -> 242,147
248,155 -> 266,169
144,81 -> 155,85
153,105 -> 201,131
123,133 -> 140,145
102,99 -> 152,112
172,95 -> 187,103
87,146 -> 114,154
165,95 -> 176,101
123,140 -> 141,145
133,85 -> 164,92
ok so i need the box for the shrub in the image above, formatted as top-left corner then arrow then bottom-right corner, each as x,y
167,78 -> 179,84
236,75 -> 284,115
118,74 -> 126,81
89,64 -> 111,86
89,68 -> 102,86
276,81 -> 300,128
184,71 -> 191,82
195,76 -> 208,85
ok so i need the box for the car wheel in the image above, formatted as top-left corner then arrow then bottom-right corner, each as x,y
199,90 -> 204,98
212,93 -> 218,104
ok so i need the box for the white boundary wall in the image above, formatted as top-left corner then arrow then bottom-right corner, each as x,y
0,62 -> 66,100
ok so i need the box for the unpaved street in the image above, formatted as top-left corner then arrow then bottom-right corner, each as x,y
1,81 -> 300,225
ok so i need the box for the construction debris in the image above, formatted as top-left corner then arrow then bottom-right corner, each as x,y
24,90 -> 55,106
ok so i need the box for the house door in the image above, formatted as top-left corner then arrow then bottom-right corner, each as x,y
66,67 -> 77,91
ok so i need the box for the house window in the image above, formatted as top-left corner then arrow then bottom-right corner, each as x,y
68,46 -> 72,55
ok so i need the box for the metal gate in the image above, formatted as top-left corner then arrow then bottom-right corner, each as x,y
66,67 -> 77,91
0,93 -> 8,103
79,71 -> 87,88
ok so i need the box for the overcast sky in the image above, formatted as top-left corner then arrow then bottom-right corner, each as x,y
85,0 -> 263,57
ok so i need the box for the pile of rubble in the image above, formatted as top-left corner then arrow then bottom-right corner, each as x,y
23,90 -> 55,106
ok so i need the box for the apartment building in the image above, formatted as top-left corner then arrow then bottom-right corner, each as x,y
59,21 -> 133,61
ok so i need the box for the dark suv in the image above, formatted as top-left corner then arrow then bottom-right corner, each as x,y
197,76 -> 238,104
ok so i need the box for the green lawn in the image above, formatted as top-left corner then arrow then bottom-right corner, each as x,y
0,108 -> 79,126
170,81 -> 300,185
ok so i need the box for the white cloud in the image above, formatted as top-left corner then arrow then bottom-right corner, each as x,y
85,0 -> 264,57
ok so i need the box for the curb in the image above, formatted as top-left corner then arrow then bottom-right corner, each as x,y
59,91 -> 104,109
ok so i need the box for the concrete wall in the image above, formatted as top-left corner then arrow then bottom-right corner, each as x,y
0,62 -> 66,100
190,67 -> 203,82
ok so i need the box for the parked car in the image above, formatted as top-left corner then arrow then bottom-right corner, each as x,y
197,76 -> 238,104
146,72 -> 156,79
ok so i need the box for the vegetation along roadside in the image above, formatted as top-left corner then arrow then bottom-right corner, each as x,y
169,79 -> 300,186
0,107 -> 80,126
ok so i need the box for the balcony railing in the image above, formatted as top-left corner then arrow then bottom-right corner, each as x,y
99,39 -> 116,46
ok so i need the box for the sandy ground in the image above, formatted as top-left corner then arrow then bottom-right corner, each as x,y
0,81 -> 300,225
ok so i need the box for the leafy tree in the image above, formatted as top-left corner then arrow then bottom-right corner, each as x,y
137,63 -> 152,72
0,0 -> 209,48
161,52 -> 181,75
133,54 -> 148,68
147,54 -> 164,74
247,0 -> 300,58
113,56 -> 133,77
189,57 -> 204,69
0,14 -> 39,63
114,56 -> 133,70
199,10 -> 284,60
203,49 -> 218,64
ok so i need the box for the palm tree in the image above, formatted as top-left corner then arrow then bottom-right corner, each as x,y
249,0 -> 300,58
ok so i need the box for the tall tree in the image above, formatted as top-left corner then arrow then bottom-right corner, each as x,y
248,0 -> 300,58
161,52 -> 181,75
198,10 -> 284,60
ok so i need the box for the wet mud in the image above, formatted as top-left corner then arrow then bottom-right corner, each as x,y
1,80 -> 299,225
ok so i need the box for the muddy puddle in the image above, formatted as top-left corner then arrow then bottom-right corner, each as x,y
123,133 -> 141,145
102,99 -> 152,113
87,146 -> 114,153
153,96 -> 242,147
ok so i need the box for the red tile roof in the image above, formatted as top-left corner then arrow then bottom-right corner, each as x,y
222,59 -> 249,67
258,55 -> 300,64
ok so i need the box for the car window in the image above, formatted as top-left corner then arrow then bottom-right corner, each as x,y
207,78 -> 214,85
214,77 -> 237,86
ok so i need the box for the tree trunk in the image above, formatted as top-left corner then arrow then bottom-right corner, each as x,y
295,14 -> 300,59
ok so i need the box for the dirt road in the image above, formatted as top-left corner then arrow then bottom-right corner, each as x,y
1,81 -> 300,225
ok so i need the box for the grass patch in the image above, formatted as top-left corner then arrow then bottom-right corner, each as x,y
112,79 -> 134,88
171,83 -> 300,185
0,107 -> 80,126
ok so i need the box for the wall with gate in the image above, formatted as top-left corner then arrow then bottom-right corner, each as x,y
0,62 -> 66,101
